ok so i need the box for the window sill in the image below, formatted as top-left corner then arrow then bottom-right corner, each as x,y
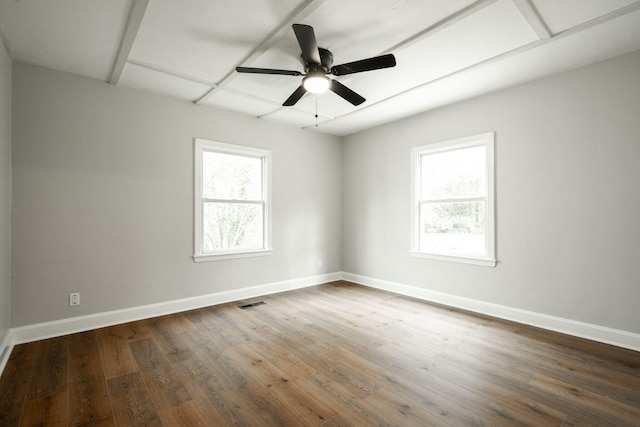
194,249 -> 273,262
411,251 -> 496,267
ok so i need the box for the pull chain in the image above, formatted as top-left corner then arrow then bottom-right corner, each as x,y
315,96 -> 319,127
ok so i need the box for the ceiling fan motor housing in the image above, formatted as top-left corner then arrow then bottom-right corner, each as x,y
302,48 -> 333,74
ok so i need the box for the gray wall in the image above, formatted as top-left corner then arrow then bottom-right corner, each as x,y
11,63 -> 342,327
343,50 -> 640,334
8,50 -> 640,337
0,41 -> 10,340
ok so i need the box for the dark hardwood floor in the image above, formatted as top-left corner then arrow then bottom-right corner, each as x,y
1,281 -> 639,426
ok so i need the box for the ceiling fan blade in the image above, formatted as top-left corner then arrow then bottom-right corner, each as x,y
330,53 -> 396,76
282,85 -> 308,106
292,24 -> 321,65
236,66 -> 302,76
329,80 -> 365,106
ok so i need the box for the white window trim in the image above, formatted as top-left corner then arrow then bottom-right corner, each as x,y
410,132 -> 496,267
194,138 -> 272,262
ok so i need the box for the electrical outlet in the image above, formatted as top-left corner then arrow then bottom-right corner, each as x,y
69,293 -> 80,306
318,259 -> 324,269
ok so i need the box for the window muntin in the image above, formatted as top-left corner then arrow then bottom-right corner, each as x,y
195,139 -> 271,261
411,133 -> 495,266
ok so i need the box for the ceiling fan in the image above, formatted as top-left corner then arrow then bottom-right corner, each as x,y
235,24 -> 396,107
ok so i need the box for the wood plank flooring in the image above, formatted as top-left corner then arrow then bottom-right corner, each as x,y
1,281 -> 639,426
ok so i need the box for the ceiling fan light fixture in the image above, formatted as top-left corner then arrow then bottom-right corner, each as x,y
303,74 -> 330,94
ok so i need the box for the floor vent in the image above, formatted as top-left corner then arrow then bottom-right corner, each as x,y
238,301 -> 266,309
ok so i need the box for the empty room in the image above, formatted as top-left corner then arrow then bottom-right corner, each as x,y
1,0 -> 640,425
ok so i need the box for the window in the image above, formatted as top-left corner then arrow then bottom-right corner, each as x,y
411,132 -> 495,266
194,139 -> 271,262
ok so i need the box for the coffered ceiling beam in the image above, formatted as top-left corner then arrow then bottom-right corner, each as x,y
109,0 -> 149,85
512,0 -> 552,40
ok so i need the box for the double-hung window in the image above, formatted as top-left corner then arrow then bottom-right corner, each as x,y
411,132 -> 495,266
194,139 -> 271,261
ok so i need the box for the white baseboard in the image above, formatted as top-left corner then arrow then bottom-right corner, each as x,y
0,328 -> 14,375
9,272 -> 342,347
342,272 -> 640,352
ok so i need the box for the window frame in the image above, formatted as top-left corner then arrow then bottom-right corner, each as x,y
194,138 -> 272,262
411,132 -> 496,267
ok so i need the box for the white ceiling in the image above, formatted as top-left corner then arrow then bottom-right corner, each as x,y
1,0 -> 639,136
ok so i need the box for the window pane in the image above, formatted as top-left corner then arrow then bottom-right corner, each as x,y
203,202 -> 263,251
203,151 -> 262,200
421,146 -> 486,199
419,201 -> 486,255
